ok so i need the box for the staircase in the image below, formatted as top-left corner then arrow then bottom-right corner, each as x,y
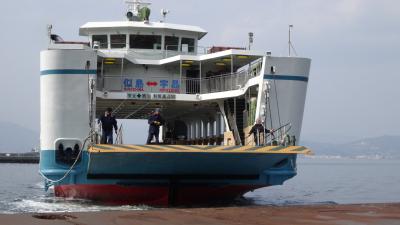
225,98 -> 246,145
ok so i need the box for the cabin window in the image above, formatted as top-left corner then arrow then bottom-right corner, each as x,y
181,38 -> 195,52
110,34 -> 126,48
129,35 -> 162,50
165,36 -> 179,51
92,35 -> 108,49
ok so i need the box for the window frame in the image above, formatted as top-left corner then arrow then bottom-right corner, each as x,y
181,37 -> 196,53
165,36 -> 180,51
129,34 -> 162,50
110,34 -> 127,49
92,35 -> 108,49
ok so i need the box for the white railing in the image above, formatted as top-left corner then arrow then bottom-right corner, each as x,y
99,60 -> 263,94
92,123 -> 124,145
183,70 -> 251,94
100,45 -> 211,58
246,123 -> 295,147
265,123 -> 293,146
95,44 -> 247,57
100,71 -> 259,94
115,125 -> 124,144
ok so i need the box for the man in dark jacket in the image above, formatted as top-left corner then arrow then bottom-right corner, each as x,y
248,118 -> 274,146
99,108 -> 118,144
146,108 -> 164,144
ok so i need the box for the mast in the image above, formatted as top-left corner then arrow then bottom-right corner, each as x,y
248,32 -> 254,50
288,24 -> 293,56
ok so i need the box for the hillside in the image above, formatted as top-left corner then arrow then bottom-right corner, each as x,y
301,135 -> 400,159
0,122 -> 39,153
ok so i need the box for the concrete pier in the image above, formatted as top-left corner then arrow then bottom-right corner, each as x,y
0,203 -> 399,225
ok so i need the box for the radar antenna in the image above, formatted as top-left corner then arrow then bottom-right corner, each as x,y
125,0 -> 151,21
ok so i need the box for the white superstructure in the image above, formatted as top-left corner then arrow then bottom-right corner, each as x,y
40,1 -> 311,154
38,1 -> 313,206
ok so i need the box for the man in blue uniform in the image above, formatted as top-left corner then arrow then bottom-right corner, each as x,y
99,108 -> 118,144
146,108 -> 164,144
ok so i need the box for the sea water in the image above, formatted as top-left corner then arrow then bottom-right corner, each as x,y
245,157 -> 400,205
0,158 -> 399,213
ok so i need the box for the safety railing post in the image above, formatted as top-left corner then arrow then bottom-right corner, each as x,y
231,74 -> 233,91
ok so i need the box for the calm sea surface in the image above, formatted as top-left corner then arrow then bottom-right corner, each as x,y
0,158 -> 399,213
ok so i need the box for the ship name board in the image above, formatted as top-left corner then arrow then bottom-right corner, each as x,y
123,78 -> 181,93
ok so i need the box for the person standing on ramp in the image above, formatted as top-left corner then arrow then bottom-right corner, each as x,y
99,108 -> 118,144
146,108 -> 164,144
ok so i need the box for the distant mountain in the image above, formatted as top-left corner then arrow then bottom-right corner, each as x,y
1,121 -> 398,158
301,135 -> 400,159
0,122 -> 39,153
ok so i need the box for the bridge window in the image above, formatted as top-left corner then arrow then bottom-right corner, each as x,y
165,36 -> 179,51
111,34 -> 126,48
130,35 -> 162,50
181,38 -> 195,53
92,35 -> 108,49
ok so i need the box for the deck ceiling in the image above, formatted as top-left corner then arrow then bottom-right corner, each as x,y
96,98 -> 219,121
160,54 -> 262,67
98,52 -> 262,69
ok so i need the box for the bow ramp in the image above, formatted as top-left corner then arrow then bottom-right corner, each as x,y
89,144 -> 312,154
87,145 -> 312,180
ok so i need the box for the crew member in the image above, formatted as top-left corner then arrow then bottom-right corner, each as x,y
248,118 -> 274,146
99,108 -> 118,144
146,108 -> 164,144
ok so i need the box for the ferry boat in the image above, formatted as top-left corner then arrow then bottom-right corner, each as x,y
39,0 -> 312,206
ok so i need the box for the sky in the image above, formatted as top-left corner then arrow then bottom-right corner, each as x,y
0,0 -> 399,144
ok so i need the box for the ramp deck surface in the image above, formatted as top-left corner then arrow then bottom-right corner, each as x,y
88,145 -> 312,155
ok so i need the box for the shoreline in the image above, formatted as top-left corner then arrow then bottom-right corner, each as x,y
1,203 -> 399,225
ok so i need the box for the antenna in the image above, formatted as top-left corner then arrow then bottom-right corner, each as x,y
288,25 -> 293,56
125,0 -> 151,21
248,32 -> 254,50
47,24 -> 52,43
288,25 -> 298,56
161,9 -> 170,22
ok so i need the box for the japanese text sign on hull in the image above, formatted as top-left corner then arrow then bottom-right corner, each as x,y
123,78 -> 181,93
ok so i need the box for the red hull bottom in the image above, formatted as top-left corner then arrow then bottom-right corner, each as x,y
54,184 -> 264,206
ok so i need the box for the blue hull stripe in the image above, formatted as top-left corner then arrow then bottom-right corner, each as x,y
264,74 -> 308,82
40,69 -> 97,75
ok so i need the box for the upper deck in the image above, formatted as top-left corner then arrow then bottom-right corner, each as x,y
43,1 -> 269,122
80,21 -> 207,39
79,20 -> 208,60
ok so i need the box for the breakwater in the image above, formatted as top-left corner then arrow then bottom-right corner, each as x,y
0,153 -> 39,164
